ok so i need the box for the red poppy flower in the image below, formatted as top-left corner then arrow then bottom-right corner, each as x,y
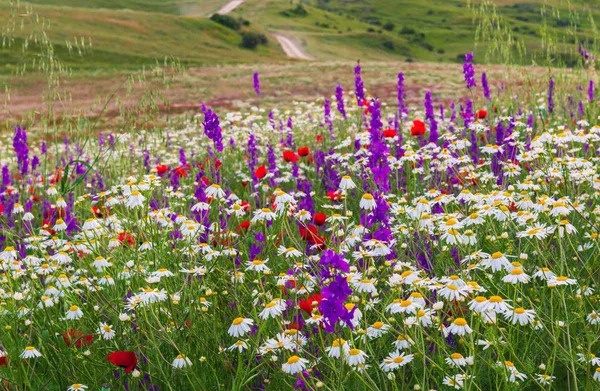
118,232 -> 135,246
201,176 -> 210,186
62,329 -> 94,348
475,109 -> 487,119
0,204 -> 5,214
299,225 -> 320,242
282,151 -> 299,163
297,147 -> 310,157
0,356 -> 6,367
241,181 -> 248,187
316,134 -> 324,143
174,166 -> 188,177
299,294 -> 323,315
237,220 -> 250,231
108,351 -> 138,373
383,129 -> 396,138
240,201 -> 250,212
156,165 -> 168,175
411,120 -> 426,137
327,191 -> 342,202
313,212 -> 327,226
255,165 -> 267,179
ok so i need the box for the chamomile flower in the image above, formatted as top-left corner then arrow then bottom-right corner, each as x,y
98,322 -> 116,340
505,308 -> 536,325
126,191 -> 145,209
282,355 -> 309,375
380,351 -> 414,371
67,385 -> 88,391
172,354 -> 193,369
548,276 -> 577,286
447,318 -> 473,336
339,175 -> 356,190
326,338 -> 349,358
366,321 -> 390,339
345,348 -> 368,366
503,268 -> 530,284
20,346 -> 42,359
359,194 -> 377,210
66,305 -> 84,320
446,353 -> 474,367
259,300 -> 285,320
205,184 -> 226,200
228,317 -> 254,337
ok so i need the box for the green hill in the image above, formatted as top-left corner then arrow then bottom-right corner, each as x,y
0,1 -> 286,74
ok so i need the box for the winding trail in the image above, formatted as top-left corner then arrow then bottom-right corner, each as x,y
215,0 -> 244,15
274,33 -> 314,61
213,1 -> 314,60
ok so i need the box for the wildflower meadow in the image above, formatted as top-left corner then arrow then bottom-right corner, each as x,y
1,2 -> 600,390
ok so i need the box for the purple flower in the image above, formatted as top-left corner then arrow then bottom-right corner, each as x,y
482,72 -> 490,101
253,72 -> 260,95
397,72 -> 406,114
463,52 -> 476,89
318,274 -> 355,332
13,126 -> 29,175
335,85 -> 347,120
354,63 -> 365,106
318,250 -> 349,278
202,108 -> 224,152
548,76 -> 555,114
589,80 -> 595,103
424,92 -> 438,144
324,98 -> 334,140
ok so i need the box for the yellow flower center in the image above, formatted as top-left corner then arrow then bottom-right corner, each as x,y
232,317 -> 244,325
453,318 -> 467,326
287,355 -> 300,364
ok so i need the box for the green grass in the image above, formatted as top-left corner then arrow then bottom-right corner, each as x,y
0,2 -> 288,73
23,0 -> 230,15
307,0 -> 600,65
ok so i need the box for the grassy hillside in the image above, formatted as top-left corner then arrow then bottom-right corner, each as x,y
22,0 -> 230,15
308,0 -> 600,65
0,2 -> 287,73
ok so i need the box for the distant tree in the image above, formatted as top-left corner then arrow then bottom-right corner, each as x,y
383,22 -> 395,31
241,32 -> 268,50
210,14 -> 240,30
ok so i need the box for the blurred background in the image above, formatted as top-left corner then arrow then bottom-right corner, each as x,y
0,0 -> 598,130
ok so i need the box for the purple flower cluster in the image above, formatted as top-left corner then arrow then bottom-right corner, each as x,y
482,72 -> 490,101
463,52 -> 476,89
202,108 -> 224,152
253,72 -> 260,95
548,76 -> 555,114
324,98 -> 333,139
318,273 -> 355,332
13,126 -> 29,176
368,99 -> 390,191
354,64 -> 365,106
424,92 -> 438,144
397,72 -> 406,115
335,85 -> 347,120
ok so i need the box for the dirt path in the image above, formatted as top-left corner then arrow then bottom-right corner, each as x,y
215,0 -> 244,15
274,34 -> 314,61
